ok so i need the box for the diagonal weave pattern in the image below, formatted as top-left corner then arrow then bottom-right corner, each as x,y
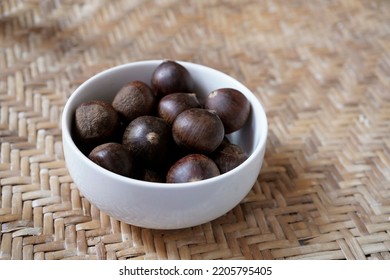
1,0 -> 390,260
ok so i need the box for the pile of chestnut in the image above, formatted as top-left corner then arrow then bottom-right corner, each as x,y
73,60 -> 251,183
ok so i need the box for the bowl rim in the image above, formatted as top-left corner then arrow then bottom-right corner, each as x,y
62,59 -> 268,190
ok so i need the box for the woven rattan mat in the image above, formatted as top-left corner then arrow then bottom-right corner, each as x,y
1,0 -> 390,260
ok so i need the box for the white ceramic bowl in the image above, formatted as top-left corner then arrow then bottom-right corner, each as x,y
62,60 -> 268,229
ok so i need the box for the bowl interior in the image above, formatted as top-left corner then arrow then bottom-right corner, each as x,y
62,60 -> 267,187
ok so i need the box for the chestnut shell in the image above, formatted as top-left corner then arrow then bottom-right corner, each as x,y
211,138 -> 248,174
74,100 -> 119,146
88,142 -> 135,178
166,154 -> 220,183
172,108 -> 224,154
112,81 -> 156,123
122,115 -> 172,167
151,60 -> 194,98
141,168 -> 165,183
205,88 -> 250,134
157,92 -> 201,125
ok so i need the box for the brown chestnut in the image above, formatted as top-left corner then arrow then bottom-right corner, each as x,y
122,115 -> 172,167
166,154 -> 220,183
88,142 -> 136,177
211,138 -> 248,174
204,88 -> 250,134
141,168 -> 165,183
112,81 -> 156,123
157,92 -> 201,125
74,100 -> 119,145
151,60 -> 194,98
172,108 -> 224,154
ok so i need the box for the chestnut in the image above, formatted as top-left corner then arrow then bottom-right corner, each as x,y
122,115 -> 172,167
112,81 -> 156,123
204,88 -> 250,134
172,108 -> 224,154
141,168 -> 165,183
166,154 -> 220,183
211,138 -> 248,174
151,60 -> 194,98
88,142 -> 136,178
157,92 -> 201,125
74,100 -> 119,145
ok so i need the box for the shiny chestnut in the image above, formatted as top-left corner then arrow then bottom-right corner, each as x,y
166,154 -> 220,183
205,88 -> 250,134
172,108 -> 224,154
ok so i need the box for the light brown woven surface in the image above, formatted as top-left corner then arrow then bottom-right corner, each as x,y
1,0 -> 390,260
